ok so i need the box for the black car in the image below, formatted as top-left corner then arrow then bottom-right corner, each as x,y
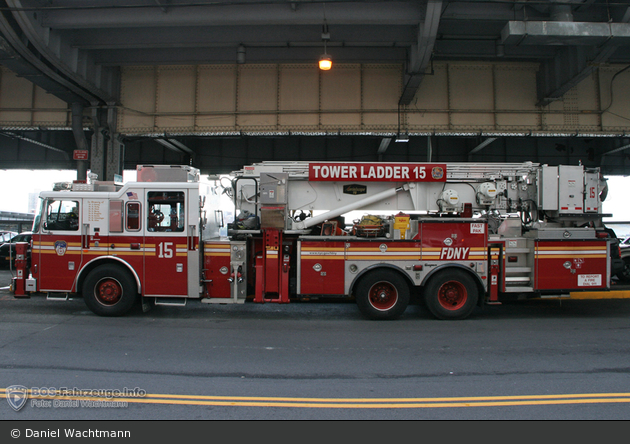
0,232 -> 32,268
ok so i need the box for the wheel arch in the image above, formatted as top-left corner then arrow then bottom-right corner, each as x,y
348,263 -> 414,297
421,264 -> 486,306
76,256 -> 142,295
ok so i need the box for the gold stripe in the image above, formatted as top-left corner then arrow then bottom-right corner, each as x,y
301,247 -> 345,251
537,246 -> 606,250
347,256 -> 419,260
347,247 -> 420,252
302,256 -> 345,260
38,250 -> 82,255
536,254 -> 607,259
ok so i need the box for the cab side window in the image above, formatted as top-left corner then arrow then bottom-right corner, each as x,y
45,200 -> 79,231
147,192 -> 185,232
126,202 -> 141,231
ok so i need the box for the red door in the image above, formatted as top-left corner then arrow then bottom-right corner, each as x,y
143,190 -> 189,297
299,241 -> 345,295
535,240 -> 608,290
37,198 -> 83,292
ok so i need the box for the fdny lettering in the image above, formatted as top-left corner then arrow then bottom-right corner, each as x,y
440,247 -> 470,260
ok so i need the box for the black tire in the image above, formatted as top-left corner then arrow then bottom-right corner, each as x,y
82,264 -> 138,317
355,269 -> 410,320
423,269 -> 478,320
617,257 -> 630,282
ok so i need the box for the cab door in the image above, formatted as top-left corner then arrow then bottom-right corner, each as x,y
37,198 -> 83,292
143,189 -> 189,297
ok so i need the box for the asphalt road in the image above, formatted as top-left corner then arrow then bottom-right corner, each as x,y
1,268 -> 630,421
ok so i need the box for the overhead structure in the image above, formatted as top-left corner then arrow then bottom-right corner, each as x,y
1,1 -> 630,177
1,1 -> 629,110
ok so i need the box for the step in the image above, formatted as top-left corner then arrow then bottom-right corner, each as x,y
506,276 -> 531,283
504,267 -> 532,274
201,298 -> 246,305
154,297 -> 187,307
503,286 -> 534,293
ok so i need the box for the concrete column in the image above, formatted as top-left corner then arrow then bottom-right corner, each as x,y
71,102 -> 89,181
104,104 -> 122,181
550,4 -> 573,22
90,107 -> 106,181
90,104 -> 123,181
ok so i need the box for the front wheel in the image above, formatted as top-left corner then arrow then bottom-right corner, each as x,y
423,269 -> 478,320
355,269 -> 410,320
82,265 -> 138,317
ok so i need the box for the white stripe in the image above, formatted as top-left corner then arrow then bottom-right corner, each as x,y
536,250 -> 605,255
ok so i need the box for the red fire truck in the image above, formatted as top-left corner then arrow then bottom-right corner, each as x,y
11,161 -> 624,320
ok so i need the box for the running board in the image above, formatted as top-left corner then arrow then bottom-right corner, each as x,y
503,286 -> 534,293
154,298 -> 187,307
46,293 -> 69,301
201,298 -> 246,304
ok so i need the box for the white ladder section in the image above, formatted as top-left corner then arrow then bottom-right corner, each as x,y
231,161 -> 541,182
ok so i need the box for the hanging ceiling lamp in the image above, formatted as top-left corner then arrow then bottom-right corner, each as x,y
319,19 -> 332,71
319,52 -> 332,71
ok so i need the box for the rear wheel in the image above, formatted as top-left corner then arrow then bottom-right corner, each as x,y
424,269 -> 478,320
355,269 -> 410,320
617,257 -> 630,282
82,265 -> 138,317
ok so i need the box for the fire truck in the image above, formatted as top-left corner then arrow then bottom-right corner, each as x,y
10,161 -> 624,320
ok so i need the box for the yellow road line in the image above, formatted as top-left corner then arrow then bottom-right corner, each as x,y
570,291 -> 630,299
141,392 -> 630,402
2,389 -> 630,409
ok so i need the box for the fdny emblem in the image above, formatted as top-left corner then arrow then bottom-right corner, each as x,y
54,240 -> 68,256
6,385 -> 28,411
431,167 -> 444,180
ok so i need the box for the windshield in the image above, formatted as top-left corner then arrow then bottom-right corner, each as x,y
32,198 -> 44,233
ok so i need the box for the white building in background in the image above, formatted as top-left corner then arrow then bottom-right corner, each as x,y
27,192 -> 40,214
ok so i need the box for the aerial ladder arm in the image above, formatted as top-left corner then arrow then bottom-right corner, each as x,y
291,184 -> 410,230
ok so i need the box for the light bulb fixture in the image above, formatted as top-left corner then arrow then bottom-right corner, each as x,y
319,53 -> 332,71
318,20 -> 332,71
